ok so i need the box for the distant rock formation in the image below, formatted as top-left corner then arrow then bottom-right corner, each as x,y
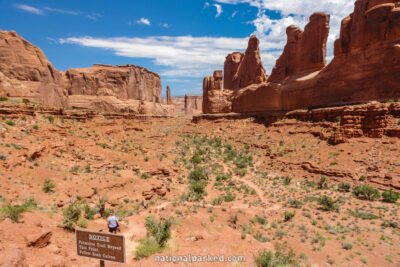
231,35 -> 268,90
0,30 -> 68,107
64,64 -> 161,103
223,52 -> 243,90
0,29 -> 171,115
202,70 -> 232,113
203,0 -> 400,114
184,94 -> 202,114
166,85 -> 172,104
269,13 -> 330,83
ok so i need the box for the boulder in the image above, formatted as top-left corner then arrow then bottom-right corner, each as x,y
0,30 -> 68,107
25,229 -> 52,248
231,35 -> 268,90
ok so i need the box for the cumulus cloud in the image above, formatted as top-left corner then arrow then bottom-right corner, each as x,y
59,36 -> 251,77
137,17 -> 151,25
14,4 -> 44,15
214,4 -> 223,18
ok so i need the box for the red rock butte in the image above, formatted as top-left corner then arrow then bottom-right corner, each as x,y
202,0 -> 400,114
0,30 -> 173,116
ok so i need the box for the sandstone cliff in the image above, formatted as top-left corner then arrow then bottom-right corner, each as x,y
202,70 -> 232,114
184,95 -> 202,114
166,85 -> 172,105
227,0 -> 400,113
231,35 -> 268,90
64,64 -> 161,103
223,52 -> 243,90
0,30 -> 68,107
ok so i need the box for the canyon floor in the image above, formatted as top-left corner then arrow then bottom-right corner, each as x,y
0,101 -> 399,267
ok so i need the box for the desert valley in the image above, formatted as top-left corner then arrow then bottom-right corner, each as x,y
0,0 -> 400,266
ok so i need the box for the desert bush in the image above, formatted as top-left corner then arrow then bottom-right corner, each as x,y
135,237 -> 161,259
338,182 -> 351,192
382,190 -> 399,203
353,185 -> 380,201
318,196 -> 337,211
62,201 -> 82,231
42,179 -> 56,194
5,120 -> 15,126
283,176 -> 292,186
254,242 -> 298,267
0,97 -> 8,101
318,176 -> 328,189
0,198 -> 37,223
288,199 -> 303,209
144,216 -> 171,247
188,165 -> 206,181
342,242 -> 353,250
284,211 -> 296,221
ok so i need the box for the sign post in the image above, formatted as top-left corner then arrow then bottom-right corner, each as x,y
76,229 -> 125,265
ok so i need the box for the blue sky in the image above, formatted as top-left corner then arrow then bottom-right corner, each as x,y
0,0 -> 354,96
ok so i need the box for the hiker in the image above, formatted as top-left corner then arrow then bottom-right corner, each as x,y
107,211 -> 119,234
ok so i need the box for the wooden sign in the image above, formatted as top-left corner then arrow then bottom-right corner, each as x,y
76,229 -> 125,264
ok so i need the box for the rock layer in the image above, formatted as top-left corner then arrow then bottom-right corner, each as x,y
184,95 -> 202,114
0,30 -> 68,107
223,52 -> 243,90
203,70 -> 232,113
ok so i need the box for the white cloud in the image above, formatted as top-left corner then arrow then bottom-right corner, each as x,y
59,35 -> 251,78
213,4 -> 223,18
232,10 -> 238,18
161,23 -> 170,28
43,7 -> 79,15
137,17 -> 151,26
14,4 -> 44,15
87,13 -> 101,21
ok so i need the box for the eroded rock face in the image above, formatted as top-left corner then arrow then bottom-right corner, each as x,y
0,30 -> 68,107
224,52 -> 243,90
231,35 -> 268,90
64,64 -> 161,103
203,70 -> 232,113
166,85 -> 172,104
230,2 -> 400,113
269,13 -> 330,83
184,95 -> 202,114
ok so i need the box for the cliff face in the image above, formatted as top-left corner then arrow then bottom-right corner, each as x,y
202,70 -> 232,114
269,13 -> 330,83
0,30 -> 169,115
184,95 -> 202,114
0,30 -> 68,107
223,52 -> 243,90
211,0 -> 400,114
64,64 -> 161,103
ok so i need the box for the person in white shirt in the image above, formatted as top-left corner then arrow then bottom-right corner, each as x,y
107,210 -> 119,233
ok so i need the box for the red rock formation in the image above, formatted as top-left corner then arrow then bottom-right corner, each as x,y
64,64 -> 161,103
166,85 -> 172,104
269,13 -> 330,83
184,94 -> 202,114
224,52 -> 243,90
0,30 -> 68,107
231,35 -> 268,90
203,70 -> 232,113
230,2 -> 400,113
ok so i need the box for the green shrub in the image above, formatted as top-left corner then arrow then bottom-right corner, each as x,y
348,209 -> 379,220
0,97 -> 8,101
342,242 -> 353,250
5,120 -> 15,126
77,217 -> 88,228
188,165 -> 206,181
135,237 -> 161,259
42,179 -> 56,194
318,196 -> 337,211
288,199 -> 303,209
283,176 -> 292,186
254,242 -> 298,267
0,198 -> 37,223
189,180 -> 206,200
353,185 -> 380,201
382,190 -> 399,203
338,182 -> 351,192
284,211 -> 296,222
223,193 -> 236,202
144,216 -> 171,247
318,176 -> 328,189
